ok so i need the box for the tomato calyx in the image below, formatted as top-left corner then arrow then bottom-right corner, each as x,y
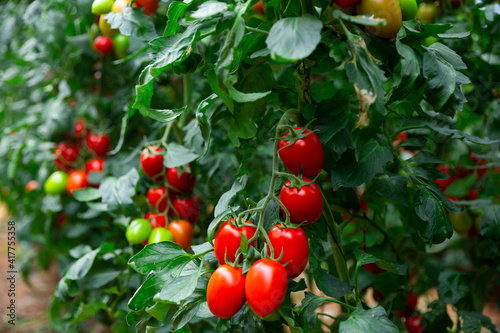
277,126 -> 318,152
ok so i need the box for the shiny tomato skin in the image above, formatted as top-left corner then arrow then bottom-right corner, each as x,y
147,186 -> 173,212
86,132 -> 110,156
172,196 -> 200,223
435,165 -> 454,190
54,142 -> 80,170
85,158 -> 105,173
356,0 -> 402,39
214,220 -> 256,265
168,220 -> 193,250
150,214 -> 167,229
133,0 -> 159,15
167,166 -> 196,194
94,36 -> 114,55
74,119 -> 86,137
416,2 -> 440,23
111,0 -> 130,12
148,227 -> 174,244
405,315 -> 426,333
245,259 -> 288,318
279,128 -> 324,178
140,145 -> 164,180
253,0 -> 265,15
126,218 -> 152,244
66,170 -> 89,196
44,171 -> 68,195
267,225 -> 309,278
280,178 -> 323,225
335,0 -> 359,7
207,265 -> 246,319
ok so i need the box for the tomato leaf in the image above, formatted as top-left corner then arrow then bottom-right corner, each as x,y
423,300 -> 453,332
480,204 -> 500,240
105,8 -> 157,41
339,306 -> 398,333
353,249 -> 407,275
437,269 -> 470,304
266,15 -> 322,61
191,1 -> 228,19
458,311 -> 497,333
100,168 -> 139,215
129,242 -> 188,274
72,187 -> 101,202
371,175 -> 409,206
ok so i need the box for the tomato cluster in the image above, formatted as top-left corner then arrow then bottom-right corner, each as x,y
125,146 -> 200,250
44,119 -> 110,198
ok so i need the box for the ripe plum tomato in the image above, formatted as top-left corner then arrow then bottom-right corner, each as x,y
144,212 -> 156,220
214,220 -> 256,265
172,196 -> 200,223
435,165 -> 454,190
44,171 -> 68,195
74,119 -> 86,137
148,227 -> 174,244
147,186 -> 173,212
267,225 -> 309,278
335,0 -> 359,8
133,0 -> 159,15
54,142 -> 80,170
126,218 -> 152,244
140,145 -> 164,180
278,128 -> 324,178
356,0 -> 402,39
168,220 -> 193,250
253,0 -> 265,15
85,158 -> 105,173
66,170 -> 88,196
405,315 -> 426,333
86,132 -> 110,156
167,165 -> 196,194
279,178 -> 323,225
150,214 -> 167,229
245,259 -> 288,318
207,265 -> 246,319
93,36 -> 113,55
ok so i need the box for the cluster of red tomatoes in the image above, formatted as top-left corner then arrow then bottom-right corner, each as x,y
206,127 -> 325,319
90,0 -> 159,57
124,145 -> 199,250
43,119 -> 109,197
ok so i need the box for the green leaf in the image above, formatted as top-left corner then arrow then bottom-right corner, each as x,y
458,311 -> 498,333
164,1 -> 191,36
64,243 -> 114,280
100,168 -> 139,215
423,300 -> 453,332
146,302 -> 172,322
480,204 -> 500,240
191,1 -> 228,19
129,242 -> 188,274
353,249 -> 407,275
72,187 -> 102,202
226,84 -> 271,103
330,140 -> 393,190
172,299 -> 204,330
105,8 -> 157,41
407,151 -> 444,164
339,306 -> 398,333
165,143 -> 199,168
372,175 -> 409,206
71,300 -> 106,325
423,49 -> 456,110
437,270 -> 470,304
332,10 -> 386,26
81,269 -> 122,289
266,15 -> 322,61
389,41 -> 420,102
158,267 -> 203,303
412,187 -> 453,244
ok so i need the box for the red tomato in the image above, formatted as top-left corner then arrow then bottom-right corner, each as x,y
24,180 -> 38,193
278,128 -> 324,178
133,0 -> 159,14
397,292 -> 419,317
397,132 -> 408,142
74,119 -> 86,138
466,188 -> 479,201
66,170 -> 89,196
267,225 -> 309,278
56,213 -> 68,228
147,186 -> 173,212
93,36 -> 114,55
144,212 -> 156,220
167,165 -> 196,193
86,132 -> 110,157
150,214 -> 167,229
245,259 -> 288,318
54,142 -> 80,170
85,158 -> 105,173
172,196 -> 200,223
359,199 -> 368,211
168,220 -> 193,250
253,0 -> 265,15
335,0 -> 359,7
140,146 -> 164,180
364,263 -> 385,274
470,152 -> 488,179
435,165 -> 454,190
279,178 -> 323,225
214,220 -> 256,265
207,265 -> 246,319
405,315 -> 426,333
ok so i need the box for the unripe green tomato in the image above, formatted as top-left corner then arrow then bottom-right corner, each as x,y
92,0 -> 114,15
113,34 -> 129,59
126,218 -> 152,244
399,0 -> 417,19
423,36 -> 439,46
356,0 -> 403,39
416,2 -> 440,23
148,228 -> 174,244
44,171 -> 68,195
448,210 -> 473,235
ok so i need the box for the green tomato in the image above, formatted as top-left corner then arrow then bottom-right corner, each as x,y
126,218 -> 152,244
416,2 -> 440,23
92,0 -> 114,15
44,171 -> 68,195
448,210 -> 473,236
399,0 -> 417,20
113,34 -> 129,59
423,36 -> 439,46
148,228 -> 174,244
